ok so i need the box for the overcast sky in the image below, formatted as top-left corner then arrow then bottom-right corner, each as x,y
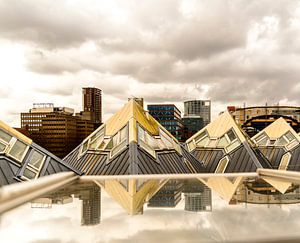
1,0 -> 300,126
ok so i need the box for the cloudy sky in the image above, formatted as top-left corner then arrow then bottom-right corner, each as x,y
1,0 -> 300,126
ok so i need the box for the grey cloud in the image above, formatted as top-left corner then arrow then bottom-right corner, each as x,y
1,0 -> 300,113
0,0 -> 110,49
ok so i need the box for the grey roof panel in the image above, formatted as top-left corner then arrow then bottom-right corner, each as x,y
0,157 -> 20,186
288,145 -> 300,171
256,147 -> 284,169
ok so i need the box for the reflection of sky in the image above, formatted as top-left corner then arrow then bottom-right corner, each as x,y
1,191 -> 300,243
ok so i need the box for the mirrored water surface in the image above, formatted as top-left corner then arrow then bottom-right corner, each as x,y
2,177 -> 300,243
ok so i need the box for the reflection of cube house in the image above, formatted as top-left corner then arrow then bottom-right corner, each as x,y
148,180 -> 182,208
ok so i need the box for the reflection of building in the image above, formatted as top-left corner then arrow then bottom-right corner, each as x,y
82,87 -> 102,127
148,180 -> 182,207
234,181 -> 300,205
21,103 -> 95,158
32,184 -> 101,226
184,100 -> 211,126
147,104 -> 183,140
80,185 -> 101,226
227,105 -> 300,135
182,116 -> 204,141
183,180 -> 212,212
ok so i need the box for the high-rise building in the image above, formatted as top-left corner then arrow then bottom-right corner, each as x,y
184,100 -> 211,126
82,87 -> 102,127
21,103 -> 95,158
147,104 -> 183,141
182,116 -> 204,141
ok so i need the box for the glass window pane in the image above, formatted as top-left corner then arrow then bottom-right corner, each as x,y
90,128 -> 104,143
81,140 -> 88,154
276,136 -> 288,146
257,137 -> 268,146
138,125 -> 145,142
216,157 -> 229,173
28,151 -> 45,169
145,133 -> 158,149
226,140 -> 240,152
112,133 -> 119,146
23,168 -> 37,180
120,126 -> 127,142
90,136 -> 104,150
187,141 -> 196,151
279,153 -> 291,170
196,136 -> 209,147
207,139 -> 218,147
194,131 -> 207,143
0,142 -> 6,152
0,129 -> 12,143
227,129 -> 236,142
285,131 -> 295,142
111,139 -> 127,157
217,136 -> 229,147
9,140 -> 27,161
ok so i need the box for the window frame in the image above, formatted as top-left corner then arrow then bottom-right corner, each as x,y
7,138 -> 29,163
215,156 -> 229,173
109,124 -> 129,159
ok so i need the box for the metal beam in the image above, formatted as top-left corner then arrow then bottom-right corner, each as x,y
79,172 -> 258,182
257,168 -> 300,184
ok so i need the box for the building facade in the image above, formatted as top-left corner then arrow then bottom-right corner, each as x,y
147,104 -> 183,141
184,100 -> 211,126
82,87 -> 102,127
227,105 -> 300,135
21,103 -> 94,158
182,116 -> 204,141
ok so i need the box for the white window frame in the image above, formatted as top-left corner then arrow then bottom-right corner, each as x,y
278,152 -> 291,170
215,156 -> 229,173
7,138 -> 29,163
109,125 -> 128,159
254,132 -> 269,146
138,124 -> 157,158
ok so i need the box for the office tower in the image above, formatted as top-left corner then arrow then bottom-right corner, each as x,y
21,103 -> 94,158
82,87 -> 102,127
182,116 -> 204,141
147,104 -> 183,141
128,97 -> 144,108
184,100 -> 211,126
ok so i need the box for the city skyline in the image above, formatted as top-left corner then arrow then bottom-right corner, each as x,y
1,0 -> 300,126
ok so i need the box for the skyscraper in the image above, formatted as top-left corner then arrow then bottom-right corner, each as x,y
184,100 -> 211,126
82,87 -> 102,127
147,104 -> 183,141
